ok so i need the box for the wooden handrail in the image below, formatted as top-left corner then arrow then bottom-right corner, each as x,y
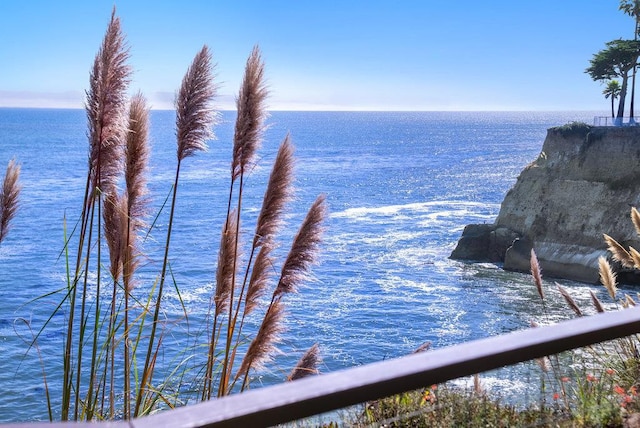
6,308 -> 640,427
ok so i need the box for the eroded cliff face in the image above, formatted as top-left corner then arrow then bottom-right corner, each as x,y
451,124 -> 640,283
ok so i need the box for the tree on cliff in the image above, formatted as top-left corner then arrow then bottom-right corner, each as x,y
603,80 -> 621,118
586,39 -> 640,124
619,0 -> 640,120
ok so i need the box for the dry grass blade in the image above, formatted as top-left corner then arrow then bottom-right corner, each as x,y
590,290 -> 606,313
287,343 -> 321,381
530,249 -> 544,301
86,10 -> 130,196
632,207 -> 640,236
125,92 -> 150,228
0,159 -> 21,244
253,135 -> 294,248
245,245 -> 274,317
232,46 -> 268,179
274,195 -> 327,296
176,45 -> 217,161
215,211 -> 239,317
603,234 -> 634,268
556,283 -> 582,317
598,256 -> 617,300
238,299 -> 285,376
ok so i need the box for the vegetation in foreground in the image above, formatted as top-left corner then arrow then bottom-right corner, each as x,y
15,10 -> 326,421
326,220 -> 640,428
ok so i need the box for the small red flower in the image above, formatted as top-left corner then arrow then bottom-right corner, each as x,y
553,392 -> 560,400
561,377 -> 570,383
586,374 -> 597,382
431,384 -> 437,391
606,368 -> 615,375
615,385 -> 626,395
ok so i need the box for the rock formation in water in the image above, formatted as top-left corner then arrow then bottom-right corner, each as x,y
451,123 -> 640,283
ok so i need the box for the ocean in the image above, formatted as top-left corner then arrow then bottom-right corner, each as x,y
0,109 -> 617,422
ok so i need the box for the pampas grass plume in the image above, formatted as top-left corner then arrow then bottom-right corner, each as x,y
473,373 -> 483,395
245,245 -> 274,317
176,45 -> 217,161
599,256 -> 617,300
530,249 -> 544,301
238,300 -> 285,375
629,246 -> 640,269
232,46 -> 268,179
103,191 -> 125,281
287,343 -> 321,381
603,234 -> 634,268
556,283 -> 582,317
632,207 -> 640,236
86,10 -> 130,196
413,341 -> 432,353
535,356 -> 551,372
625,294 -> 636,307
590,290 -> 606,313
254,135 -> 294,248
215,211 -> 239,317
126,92 -> 150,226
0,159 -> 20,244
274,194 -> 327,296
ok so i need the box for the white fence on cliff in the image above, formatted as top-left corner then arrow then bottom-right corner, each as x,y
593,116 -> 640,126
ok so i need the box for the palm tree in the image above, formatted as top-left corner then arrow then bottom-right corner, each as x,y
604,80 -> 622,118
619,0 -> 640,121
586,39 -> 640,124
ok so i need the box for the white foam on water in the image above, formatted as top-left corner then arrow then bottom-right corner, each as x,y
333,200 -> 498,220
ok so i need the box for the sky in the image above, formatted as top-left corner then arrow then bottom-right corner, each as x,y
0,1 -> 635,111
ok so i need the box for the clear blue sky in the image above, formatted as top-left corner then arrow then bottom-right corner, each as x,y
0,1 -> 634,111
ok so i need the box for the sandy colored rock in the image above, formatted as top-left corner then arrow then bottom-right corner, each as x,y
452,124 -> 640,283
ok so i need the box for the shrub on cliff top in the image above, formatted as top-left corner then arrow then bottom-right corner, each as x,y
552,121 -> 592,138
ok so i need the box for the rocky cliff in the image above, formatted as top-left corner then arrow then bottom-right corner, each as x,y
451,123 -> 640,283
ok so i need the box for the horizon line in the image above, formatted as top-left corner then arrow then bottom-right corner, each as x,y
0,106 -> 609,114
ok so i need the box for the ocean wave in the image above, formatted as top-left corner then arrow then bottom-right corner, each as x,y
332,200 -> 500,220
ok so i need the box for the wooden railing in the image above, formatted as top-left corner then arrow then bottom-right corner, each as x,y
6,308 -> 640,427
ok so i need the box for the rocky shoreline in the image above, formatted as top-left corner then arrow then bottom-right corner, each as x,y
451,123 -> 640,284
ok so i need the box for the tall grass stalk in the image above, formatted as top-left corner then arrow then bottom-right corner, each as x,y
216,46 -> 268,398
33,11 -> 325,422
135,44 -> 216,417
60,9 -> 131,420
122,92 -> 150,419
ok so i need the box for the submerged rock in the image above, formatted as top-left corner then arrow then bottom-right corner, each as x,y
451,123 -> 640,284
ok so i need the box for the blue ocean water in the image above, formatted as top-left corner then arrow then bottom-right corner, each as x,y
0,109 -> 616,421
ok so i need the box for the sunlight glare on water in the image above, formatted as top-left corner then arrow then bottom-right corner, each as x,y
0,109 -> 617,421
